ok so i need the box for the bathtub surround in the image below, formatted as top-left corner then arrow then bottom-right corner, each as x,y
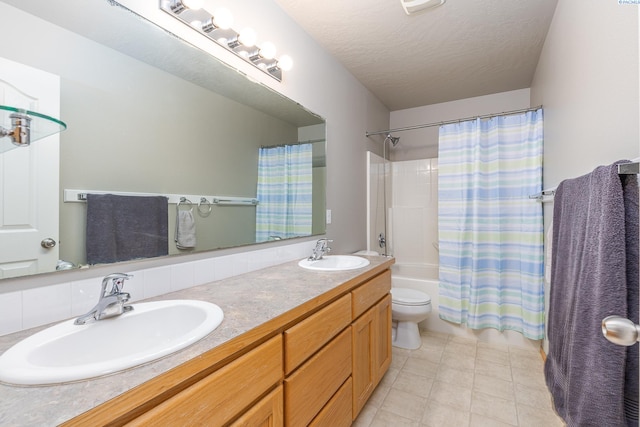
438,109 -> 545,340
545,161 -> 639,426
384,155 -> 543,348
390,158 -> 438,266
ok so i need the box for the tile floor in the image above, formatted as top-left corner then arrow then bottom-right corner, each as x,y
353,331 -> 565,427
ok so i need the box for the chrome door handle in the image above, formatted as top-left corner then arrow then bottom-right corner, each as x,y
602,316 -> 640,346
41,238 -> 57,249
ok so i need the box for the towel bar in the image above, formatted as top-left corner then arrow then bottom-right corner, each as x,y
63,189 -> 259,206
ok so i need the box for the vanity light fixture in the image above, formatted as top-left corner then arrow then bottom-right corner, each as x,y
202,8 -> 233,32
160,0 -> 293,81
169,0 -> 204,14
0,105 -> 66,153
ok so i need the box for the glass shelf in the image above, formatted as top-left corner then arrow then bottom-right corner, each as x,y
0,105 -> 67,154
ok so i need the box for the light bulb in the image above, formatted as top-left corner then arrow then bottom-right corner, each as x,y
259,42 -> 277,60
190,19 -> 202,28
277,55 -> 293,71
213,8 -> 233,29
181,0 -> 203,10
238,27 -> 257,47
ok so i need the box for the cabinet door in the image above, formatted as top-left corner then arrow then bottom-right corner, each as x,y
352,306 -> 376,418
375,294 -> 392,384
230,385 -> 283,427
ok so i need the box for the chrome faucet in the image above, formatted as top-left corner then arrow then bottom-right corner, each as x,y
74,273 -> 134,325
308,238 -> 333,261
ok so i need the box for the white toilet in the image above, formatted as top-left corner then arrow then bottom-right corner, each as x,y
391,287 -> 432,350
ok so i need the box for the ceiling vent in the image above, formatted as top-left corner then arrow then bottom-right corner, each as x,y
400,0 -> 446,15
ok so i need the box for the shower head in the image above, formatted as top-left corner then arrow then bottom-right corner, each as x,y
385,134 -> 400,147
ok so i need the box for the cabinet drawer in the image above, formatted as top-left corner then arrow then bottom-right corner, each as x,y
352,270 -> 391,319
128,335 -> 282,427
284,294 -> 351,374
310,377 -> 353,427
284,328 -> 352,427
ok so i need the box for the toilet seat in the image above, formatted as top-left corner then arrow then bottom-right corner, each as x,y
391,288 -> 431,306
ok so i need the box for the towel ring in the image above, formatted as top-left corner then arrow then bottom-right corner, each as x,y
198,197 -> 212,217
177,197 -> 193,212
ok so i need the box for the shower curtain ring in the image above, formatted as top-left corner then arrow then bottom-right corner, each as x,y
198,197 -> 212,216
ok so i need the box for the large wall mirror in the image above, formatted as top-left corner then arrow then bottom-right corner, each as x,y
0,0 -> 326,280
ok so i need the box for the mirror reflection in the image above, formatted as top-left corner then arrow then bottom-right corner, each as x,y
0,0 -> 326,280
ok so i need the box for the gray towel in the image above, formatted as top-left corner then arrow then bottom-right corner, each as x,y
86,194 -> 169,264
545,161 -> 638,427
175,209 -> 197,249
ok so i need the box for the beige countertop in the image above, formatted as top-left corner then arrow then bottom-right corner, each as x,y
0,255 -> 393,426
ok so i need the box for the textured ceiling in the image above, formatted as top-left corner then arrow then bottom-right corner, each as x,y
274,0 -> 558,111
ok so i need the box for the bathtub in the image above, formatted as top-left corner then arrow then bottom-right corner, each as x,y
390,262 -> 540,348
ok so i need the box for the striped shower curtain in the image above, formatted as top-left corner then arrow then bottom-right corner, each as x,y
256,144 -> 313,242
437,109 -> 544,340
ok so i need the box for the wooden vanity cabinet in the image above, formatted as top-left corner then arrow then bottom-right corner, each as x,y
64,262 -> 394,427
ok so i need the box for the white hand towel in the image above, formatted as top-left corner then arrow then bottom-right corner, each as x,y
175,209 -> 196,249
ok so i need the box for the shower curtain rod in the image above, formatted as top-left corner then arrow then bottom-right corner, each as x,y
365,105 -> 543,137
260,138 -> 325,148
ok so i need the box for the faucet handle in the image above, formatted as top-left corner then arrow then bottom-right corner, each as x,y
101,273 -> 133,295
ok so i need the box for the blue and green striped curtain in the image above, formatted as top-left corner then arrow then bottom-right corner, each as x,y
256,144 -> 313,242
437,109 -> 544,340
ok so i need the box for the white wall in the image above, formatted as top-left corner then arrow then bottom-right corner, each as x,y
389,89 -> 531,161
530,0 -> 639,353
0,0 -> 389,335
531,0 -> 639,187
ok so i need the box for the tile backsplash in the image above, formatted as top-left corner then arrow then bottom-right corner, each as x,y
0,240 -> 316,336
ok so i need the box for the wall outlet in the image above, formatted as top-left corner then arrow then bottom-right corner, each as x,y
326,209 -> 332,224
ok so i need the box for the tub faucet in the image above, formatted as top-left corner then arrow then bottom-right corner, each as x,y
74,273 -> 134,325
308,238 -> 333,261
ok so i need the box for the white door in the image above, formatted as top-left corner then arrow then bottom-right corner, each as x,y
0,57 -> 60,278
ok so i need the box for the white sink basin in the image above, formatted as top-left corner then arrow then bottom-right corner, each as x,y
298,255 -> 370,271
0,300 -> 223,386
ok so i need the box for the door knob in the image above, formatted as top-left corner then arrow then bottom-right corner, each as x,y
41,238 -> 57,249
602,316 -> 640,346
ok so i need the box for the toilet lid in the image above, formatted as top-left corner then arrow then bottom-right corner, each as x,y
391,288 -> 431,306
